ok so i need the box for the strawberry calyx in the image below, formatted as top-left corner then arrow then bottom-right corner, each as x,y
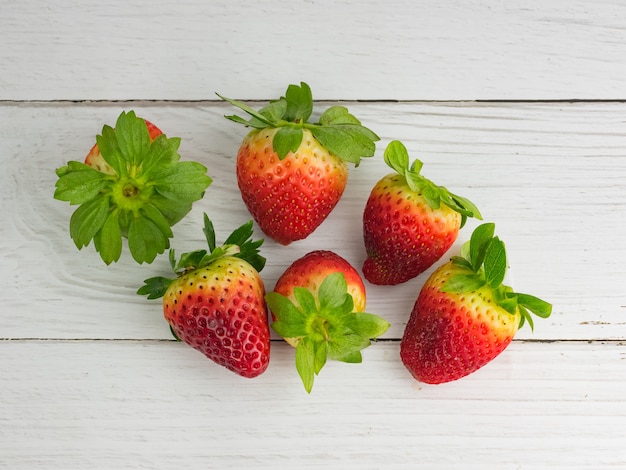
384,140 -> 482,227
137,213 -> 265,300
265,272 -> 390,393
444,222 -> 552,330
217,81 -> 379,165
54,111 -> 212,265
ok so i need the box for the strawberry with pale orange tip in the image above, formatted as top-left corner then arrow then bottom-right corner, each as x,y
362,140 -> 481,285
218,82 -> 379,245
266,250 -> 390,392
54,111 -> 212,264
400,223 -> 552,384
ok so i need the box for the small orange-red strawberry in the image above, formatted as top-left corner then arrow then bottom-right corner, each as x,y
218,82 -> 379,245
400,223 -> 552,384
85,118 -> 162,174
139,214 -> 270,378
272,250 -> 367,330
266,250 -> 389,392
363,140 -> 482,285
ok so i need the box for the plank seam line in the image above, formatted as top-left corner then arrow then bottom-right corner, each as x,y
3,98 -> 626,105
0,338 -> 624,344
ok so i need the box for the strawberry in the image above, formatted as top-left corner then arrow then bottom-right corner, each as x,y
400,223 -> 552,384
218,82 -> 379,245
266,250 -> 390,392
138,214 -> 270,378
54,111 -> 212,264
84,119 -> 163,174
362,140 -> 482,285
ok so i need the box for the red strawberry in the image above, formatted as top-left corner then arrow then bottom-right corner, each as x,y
138,214 -> 270,378
218,82 -> 379,245
266,250 -> 389,392
400,223 -> 552,384
85,118 -> 162,174
362,140 -> 482,285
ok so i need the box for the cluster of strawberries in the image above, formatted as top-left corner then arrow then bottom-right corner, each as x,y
55,82 -> 551,392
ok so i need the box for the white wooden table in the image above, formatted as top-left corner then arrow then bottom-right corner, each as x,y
2,1 -> 625,468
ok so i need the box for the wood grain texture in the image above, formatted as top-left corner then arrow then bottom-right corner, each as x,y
3,0 -> 626,101
1,340 -> 625,469
2,101 -> 625,341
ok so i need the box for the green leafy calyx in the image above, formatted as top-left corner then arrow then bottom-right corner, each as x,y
54,111 -> 212,265
443,222 -> 552,330
265,272 -> 390,393
217,81 -> 379,165
137,213 -> 266,300
384,140 -> 482,228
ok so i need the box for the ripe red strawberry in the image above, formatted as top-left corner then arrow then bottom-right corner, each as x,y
138,214 -> 270,378
400,223 -> 552,384
85,118 -> 162,174
218,82 -> 379,245
266,250 -> 389,392
362,140 -> 482,285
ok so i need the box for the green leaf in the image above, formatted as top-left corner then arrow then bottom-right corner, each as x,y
345,312 -> 391,338
137,276 -> 174,300
295,337 -> 316,393
223,113 -> 270,129
319,106 -> 362,126
293,287 -> 319,314
273,125 -> 304,160
450,255 -> 474,271
442,273 -> 486,293
484,237 -> 507,288
266,292 -> 308,339
309,125 -> 376,165
420,180 -> 441,210
448,192 -> 483,221
284,82 -> 313,122
203,214 -> 216,252
216,93 -> 275,128
54,163 -> 110,204
259,99 -> 288,122
139,135 -> 181,180
327,334 -> 369,362
127,216 -> 169,264
96,124 -> 126,177
516,293 -> 552,318
152,161 -> 212,203
318,272 -> 349,311
114,110 -> 151,168
313,340 -> 328,375
222,218 -> 266,273
469,222 -> 496,271
140,203 -> 174,241
332,350 -> 363,363
174,249 -> 208,274
383,140 -> 410,176
93,210 -> 123,265
69,196 -> 110,249
518,305 -> 534,331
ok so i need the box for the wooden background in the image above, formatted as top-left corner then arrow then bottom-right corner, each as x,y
1,1 -> 625,468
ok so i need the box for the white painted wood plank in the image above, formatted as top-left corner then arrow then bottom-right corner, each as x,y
3,0 -> 626,101
1,340 -> 624,469
1,101 -> 625,341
